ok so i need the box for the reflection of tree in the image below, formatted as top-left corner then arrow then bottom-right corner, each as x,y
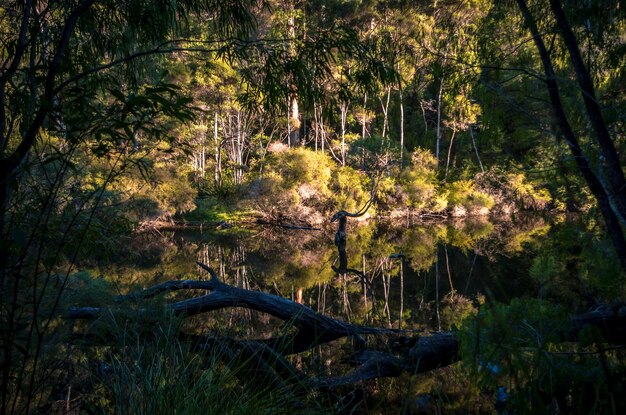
439,293 -> 478,331
100,215 -> 555,332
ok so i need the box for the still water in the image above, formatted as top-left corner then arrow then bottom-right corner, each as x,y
102,214 -> 553,333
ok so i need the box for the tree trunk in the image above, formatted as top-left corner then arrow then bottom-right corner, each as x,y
548,0 -> 626,222
214,112 -> 222,188
340,102 -> 348,166
67,268 -> 626,389
516,0 -> 626,271
362,93 -> 367,140
445,128 -> 456,180
436,78 -> 444,167
469,124 -> 484,173
380,86 -> 391,140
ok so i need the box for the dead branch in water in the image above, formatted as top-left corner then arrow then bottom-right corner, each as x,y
66,263 -> 626,391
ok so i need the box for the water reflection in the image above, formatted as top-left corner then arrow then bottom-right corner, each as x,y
100,215 -> 551,334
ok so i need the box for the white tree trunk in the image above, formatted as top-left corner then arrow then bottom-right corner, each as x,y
340,102 -> 348,166
436,78 -> 444,167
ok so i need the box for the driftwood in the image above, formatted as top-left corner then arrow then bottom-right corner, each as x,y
255,218 -> 321,231
331,198 -> 374,280
66,263 -> 626,392
67,262 -> 462,389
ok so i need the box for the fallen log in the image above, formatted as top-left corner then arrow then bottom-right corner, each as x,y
67,262 -> 406,355
66,265 -> 626,390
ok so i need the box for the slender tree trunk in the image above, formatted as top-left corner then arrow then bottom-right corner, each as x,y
286,100 -> 291,148
420,100 -> 429,135
517,0 -> 626,271
399,86 -> 405,166
445,128 -> 456,180
321,113 -> 325,155
444,244 -> 454,296
549,0 -> 626,221
289,96 -> 300,146
436,78 -> 444,167
314,102 -> 319,153
201,130 -> 205,178
380,86 -> 391,140
362,93 -> 367,140
214,112 -> 222,188
469,125 -> 484,173
340,102 -> 348,166
236,111 -> 242,184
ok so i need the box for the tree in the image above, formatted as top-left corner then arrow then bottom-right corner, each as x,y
514,0 -> 626,270
0,1 -> 258,412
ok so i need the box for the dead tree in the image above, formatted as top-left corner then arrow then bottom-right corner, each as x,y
331,183 -> 377,276
66,263 -> 626,394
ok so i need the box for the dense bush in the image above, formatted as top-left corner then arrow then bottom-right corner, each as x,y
242,147 -> 333,223
396,149 -> 445,213
444,180 -> 495,217
241,147 -> 375,223
476,167 -> 551,214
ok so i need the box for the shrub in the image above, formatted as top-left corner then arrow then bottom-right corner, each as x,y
241,148 -> 334,222
397,149 -> 441,213
444,180 -> 495,216
476,167 -> 551,213
330,166 -> 372,213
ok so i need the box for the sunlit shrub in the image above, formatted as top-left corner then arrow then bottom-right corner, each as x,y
444,180 -> 494,216
476,167 -> 551,213
242,148 -> 334,222
150,164 -> 198,216
398,149 -> 441,213
330,166 -> 372,213
245,174 -> 300,221
375,174 -> 406,212
109,163 -> 197,223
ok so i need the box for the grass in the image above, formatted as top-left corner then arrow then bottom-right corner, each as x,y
177,198 -> 256,227
81,313 -> 320,414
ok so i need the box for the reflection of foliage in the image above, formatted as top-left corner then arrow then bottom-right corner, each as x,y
440,293 -> 481,330
444,219 -> 494,252
460,299 -> 625,414
502,220 -> 551,255
400,226 -> 440,272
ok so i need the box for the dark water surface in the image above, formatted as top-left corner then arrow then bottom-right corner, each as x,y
103,214 -> 553,333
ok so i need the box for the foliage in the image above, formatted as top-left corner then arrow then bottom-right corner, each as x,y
397,149 -> 442,213
460,298 -> 626,414
330,166 -> 372,213
444,180 -> 495,216
102,325 -> 305,414
476,167 -> 552,214
1,0 -> 625,412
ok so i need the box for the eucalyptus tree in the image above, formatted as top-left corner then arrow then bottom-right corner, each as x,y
478,0 -> 626,269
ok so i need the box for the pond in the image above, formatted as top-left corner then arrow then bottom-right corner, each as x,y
101,213 -> 554,335
85,213 -> 615,412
